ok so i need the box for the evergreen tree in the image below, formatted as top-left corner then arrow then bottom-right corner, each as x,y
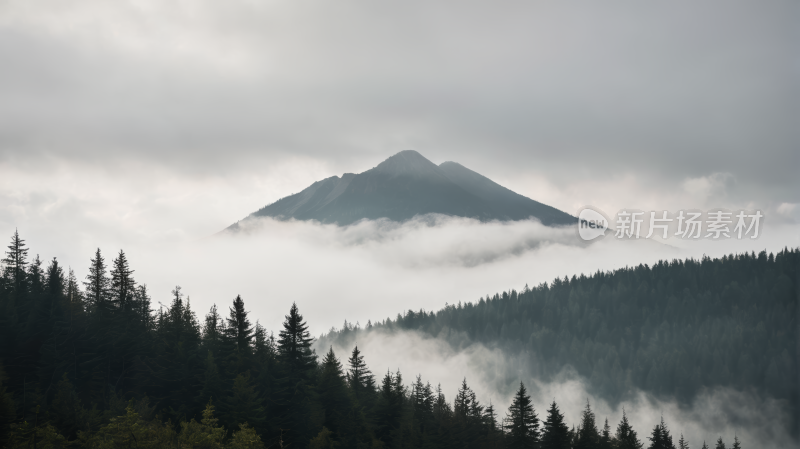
203,304 -> 225,352
541,400 -> 570,449
731,436 -> 741,449
599,418 -> 613,449
505,382 -> 539,449
648,417 -> 675,449
227,295 -> 254,355
678,433 -> 689,449
318,347 -> 350,443
615,409 -> 643,449
277,302 -> 315,376
575,400 -> 600,449
714,437 -> 726,449
110,250 -> 135,311
132,283 -> 152,329
3,229 -> 29,298
347,345 -> 375,404
701,442 -> 709,449
275,302 -> 317,448
84,248 -> 111,315
374,369 -> 404,445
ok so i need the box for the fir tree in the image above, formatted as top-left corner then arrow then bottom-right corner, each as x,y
276,302 -> 317,448
227,295 -> 254,355
615,409 -> 643,449
731,436 -> 741,449
714,437 -> 726,449
575,400 -> 600,449
3,229 -> 29,298
599,418 -> 613,449
375,369 -> 404,445
648,416 -> 675,449
678,433 -> 689,449
541,400 -> 571,449
318,347 -> 350,442
110,250 -> 135,311
203,304 -> 224,352
505,382 -> 539,449
277,302 -> 315,376
84,248 -> 111,315
347,345 -> 375,403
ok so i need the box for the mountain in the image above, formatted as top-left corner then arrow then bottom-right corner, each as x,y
227,150 -> 575,229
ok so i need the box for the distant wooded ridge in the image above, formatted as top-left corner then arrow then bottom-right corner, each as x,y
226,150 -> 576,230
322,247 -> 799,441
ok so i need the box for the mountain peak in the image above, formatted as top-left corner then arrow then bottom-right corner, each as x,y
228,151 -> 576,228
372,150 -> 443,178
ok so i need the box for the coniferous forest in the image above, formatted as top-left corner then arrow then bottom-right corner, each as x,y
0,230 -> 795,448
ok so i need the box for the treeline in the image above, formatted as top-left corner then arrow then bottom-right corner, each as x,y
324,248 -> 799,434
0,230 -> 760,448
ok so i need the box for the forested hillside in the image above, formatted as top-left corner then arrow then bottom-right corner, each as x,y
0,230 -> 787,448
325,247 -> 799,436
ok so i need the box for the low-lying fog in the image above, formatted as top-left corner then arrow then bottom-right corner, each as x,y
4,213 -> 799,447
321,328 -> 795,449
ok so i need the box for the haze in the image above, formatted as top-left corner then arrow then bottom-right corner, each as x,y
1,1 -> 798,446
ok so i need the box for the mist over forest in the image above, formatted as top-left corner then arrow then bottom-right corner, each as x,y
0,229 -> 796,448
319,248 -> 799,447
1,1 -> 798,448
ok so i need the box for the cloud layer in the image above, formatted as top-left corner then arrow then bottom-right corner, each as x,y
1,0 -> 797,214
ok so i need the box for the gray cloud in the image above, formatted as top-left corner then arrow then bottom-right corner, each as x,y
0,1 -> 797,210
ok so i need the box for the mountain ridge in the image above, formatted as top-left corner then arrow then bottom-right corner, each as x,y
227,150 -> 575,230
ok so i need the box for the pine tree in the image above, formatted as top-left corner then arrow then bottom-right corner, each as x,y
84,248 -> 112,315
347,345 -> 375,403
714,437 -> 726,449
615,409 -> 643,449
541,400 -> 571,449
318,347 -> 350,442
3,229 -> 29,298
575,400 -> 600,449
678,433 -> 689,449
203,304 -> 224,347
110,250 -> 135,311
275,302 -> 317,448
731,435 -> 741,449
598,418 -> 613,449
277,302 -> 315,376
701,442 -> 709,449
227,295 -> 254,355
505,382 -> 539,449
375,369 -> 404,445
132,283 -> 152,329
46,257 -> 65,298
648,416 -> 675,449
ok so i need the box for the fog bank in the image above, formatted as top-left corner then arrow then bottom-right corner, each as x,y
318,328 -> 795,449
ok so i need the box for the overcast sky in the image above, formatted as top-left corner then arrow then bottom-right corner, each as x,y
1,0 -> 798,332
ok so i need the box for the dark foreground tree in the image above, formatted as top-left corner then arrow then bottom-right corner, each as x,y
541,401 -> 570,449
616,409 -> 643,449
275,302 -> 317,447
575,400 -> 600,449
505,382 -> 539,449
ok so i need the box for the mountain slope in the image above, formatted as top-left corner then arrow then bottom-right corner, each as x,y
228,150 -> 575,229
